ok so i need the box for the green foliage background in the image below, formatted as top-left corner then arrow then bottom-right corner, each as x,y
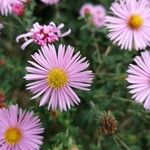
0,0 -> 150,149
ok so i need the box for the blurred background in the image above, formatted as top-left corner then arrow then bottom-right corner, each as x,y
0,0 -> 150,149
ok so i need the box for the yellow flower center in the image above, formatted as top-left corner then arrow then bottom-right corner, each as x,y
47,68 -> 68,88
4,128 -> 22,145
128,15 -> 143,30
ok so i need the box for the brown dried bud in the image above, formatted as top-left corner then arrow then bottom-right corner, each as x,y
50,110 -> 59,120
0,92 -> 6,108
0,102 -> 6,109
100,111 -> 117,135
0,92 -> 5,102
0,59 -> 5,66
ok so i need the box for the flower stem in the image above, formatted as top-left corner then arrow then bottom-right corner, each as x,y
115,135 -> 131,150
91,27 -> 102,65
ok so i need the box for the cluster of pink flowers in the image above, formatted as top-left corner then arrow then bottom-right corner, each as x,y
105,0 -> 150,110
1,0 -> 150,148
80,3 -> 106,28
0,0 -> 95,148
14,1 -> 93,113
16,22 -> 71,50
40,0 -> 60,5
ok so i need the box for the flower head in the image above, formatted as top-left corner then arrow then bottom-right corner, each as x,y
100,111 -> 117,135
12,3 -> 25,16
16,22 -> 71,50
127,51 -> 150,110
80,3 -> 94,17
106,0 -> 150,50
0,105 -> 44,149
0,0 -> 22,16
80,3 -> 106,28
40,0 -> 60,5
92,5 -> 106,28
24,44 -> 93,111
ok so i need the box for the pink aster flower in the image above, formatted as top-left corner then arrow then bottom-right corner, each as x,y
24,44 -> 93,111
127,51 -> 150,110
92,5 -> 106,28
106,0 -> 150,50
0,105 -> 44,149
80,3 -> 94,17
0,0 -> 21,16
16,22 -> 71,50
80,3 -> 106,28
40,0 -> 60,5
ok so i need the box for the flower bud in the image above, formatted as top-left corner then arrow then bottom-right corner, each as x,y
100,111 -> 117,135
12,3 -> 25,17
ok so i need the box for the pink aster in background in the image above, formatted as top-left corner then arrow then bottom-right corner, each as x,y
80,3 -> 106,28
40,0 -> 60,5
92,5 -> 106,28
106,0 -> 150,50
16,22 -> 71,50
80,3 -> 94,17
24,44 -> 93,111
127,51 -> 150,110
12,3 -> 25,16
0,0 -> 19,15
0,105 -> 44,149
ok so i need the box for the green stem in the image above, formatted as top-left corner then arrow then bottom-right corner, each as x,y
91,28 -> 102,65
86,21 -> 102,65
97,136 -> 101,149
115,135 -> 131,150
55,4 -> 61,20
113,136 -> 122,150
